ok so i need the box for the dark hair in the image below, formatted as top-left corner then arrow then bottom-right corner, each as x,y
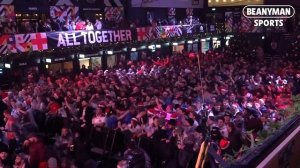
226,122 -> 236,132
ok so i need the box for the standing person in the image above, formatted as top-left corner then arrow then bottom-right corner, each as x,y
85,20 -> 94,31
0,144 -> 10,168
94,19 -> 102,30
55,128 -> 73,157
2,111 -> 20,153
23,134 -> 47,168
13,153 -> 29,168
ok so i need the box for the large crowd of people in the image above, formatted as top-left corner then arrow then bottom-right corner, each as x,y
0,35 -> 299,168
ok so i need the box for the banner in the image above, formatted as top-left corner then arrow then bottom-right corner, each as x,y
0,29 -> 132,55
225,12 -> 233,33
50,6 -> 79,23
104,7 -> 124,22
47,30 -> 132,48
0,5 -> 14,22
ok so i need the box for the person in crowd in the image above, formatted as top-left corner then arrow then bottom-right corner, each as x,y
85,20 -> 94,31
13,153 -> 29,168
55,127 -> 73,157
23,134 -> 47,168
94,19 -> 102,30
0,144 -> 9,168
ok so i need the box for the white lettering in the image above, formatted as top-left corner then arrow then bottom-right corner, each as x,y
254,20 -> 259,26
57,33 -> 66,47
120,30 -> 126,41
102,31 -> 108,42
247,8 -> 253,15
81,32 -> 88,44
107,31 -> 113,42
279,19 -> 284,26
88,31 -> 96,44
95,31 -> 102,43
114,30 -> 120,41
65,33 -> 73,46
126,30 -> 132,41
247,7 -> 291,16
73,33 -> 80,45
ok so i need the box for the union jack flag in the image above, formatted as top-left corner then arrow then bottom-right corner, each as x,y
7,34 -> 32,53
104,7 -> 124,22
50,6 -> 79,23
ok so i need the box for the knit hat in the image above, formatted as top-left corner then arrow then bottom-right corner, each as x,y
47,157 -> 58,168
219,139 -> 230,150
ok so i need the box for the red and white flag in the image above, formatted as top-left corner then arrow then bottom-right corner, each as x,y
31,33 -> 48,51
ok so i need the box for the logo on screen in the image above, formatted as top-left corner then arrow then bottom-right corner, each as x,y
243,5 -> 295,27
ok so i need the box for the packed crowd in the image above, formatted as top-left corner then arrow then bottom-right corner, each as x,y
0,35 -> 299,168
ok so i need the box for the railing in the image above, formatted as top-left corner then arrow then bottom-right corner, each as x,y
220,114 -> 300,168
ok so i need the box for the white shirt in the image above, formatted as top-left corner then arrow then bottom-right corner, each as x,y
86,24 -> 94,31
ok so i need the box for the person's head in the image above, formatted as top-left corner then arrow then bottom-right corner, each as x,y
81,100 -> 88,107
14,154 -> 25,165
226,122 -> 235,133
0,151 -> 8,161
206,116 -> 216,126
224,112 -> 232,123
153,116 -> 159,127
217,117 -> 225,127
27,134 -> 38,143
117,160 -> 127,168
60,157 -> 71,168
61,127 -> 69,137
3,110 -> 11,120
131,118 -> 138,126
48,157 -> 58,168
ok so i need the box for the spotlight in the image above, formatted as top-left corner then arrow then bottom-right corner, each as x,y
155,44 -> 161,48
201,39 -> 206,42
262,36 -> 265,40
212,8 -> 216,11
107,51 -> 113,55
131,48 -> 137,52
172,42 -> 178,46
188,40 -> 193,44
213,37 -> 218,41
